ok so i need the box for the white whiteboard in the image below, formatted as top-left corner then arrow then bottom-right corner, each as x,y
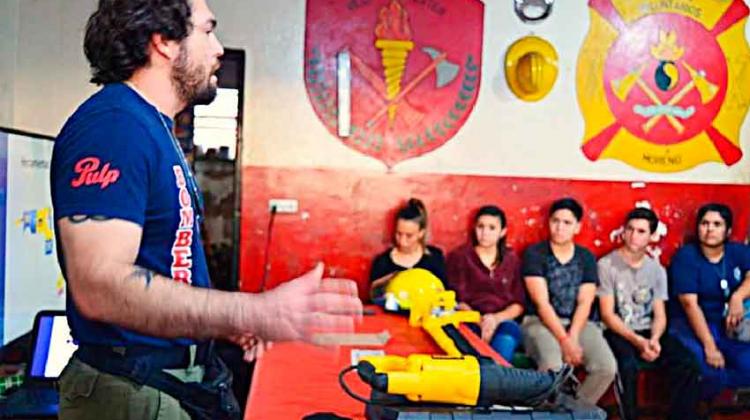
2,130 -> 65,344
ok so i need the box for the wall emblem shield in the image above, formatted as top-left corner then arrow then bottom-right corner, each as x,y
577,0 -> 750,172
305,0 -> 484,168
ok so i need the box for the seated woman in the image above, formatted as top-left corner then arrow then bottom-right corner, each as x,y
669,203 -> 750,400
369,198 -> 446,301
446,205 -> 524,363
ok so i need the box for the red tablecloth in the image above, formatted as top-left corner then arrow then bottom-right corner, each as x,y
244,307 -> 505,419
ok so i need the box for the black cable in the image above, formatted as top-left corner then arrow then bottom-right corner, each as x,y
259,205 -> 277,291
338,365 -> 377,406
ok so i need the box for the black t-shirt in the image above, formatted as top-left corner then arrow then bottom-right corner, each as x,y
369,245 -> 446,299
522,241 -> 599,320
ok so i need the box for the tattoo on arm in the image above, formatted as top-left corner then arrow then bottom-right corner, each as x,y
126,267 -> 155,288
67,215 -> 112,224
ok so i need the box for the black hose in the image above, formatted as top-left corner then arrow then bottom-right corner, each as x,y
338,364 -> 375,405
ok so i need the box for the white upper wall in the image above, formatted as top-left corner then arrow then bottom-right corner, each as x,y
3,0 -> 750,184
0,0 -> 19,128
11,0 -> 97,136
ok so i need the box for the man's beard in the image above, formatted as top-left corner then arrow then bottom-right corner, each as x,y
172,43 -> 218,107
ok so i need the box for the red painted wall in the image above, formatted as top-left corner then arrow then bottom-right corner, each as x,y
239,166 -> 750,300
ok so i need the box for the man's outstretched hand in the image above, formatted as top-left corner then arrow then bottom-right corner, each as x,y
246,263 -> 363,343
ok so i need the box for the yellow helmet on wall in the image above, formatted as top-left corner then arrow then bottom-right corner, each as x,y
384,268 -> 444,311
505,35 -> 558,102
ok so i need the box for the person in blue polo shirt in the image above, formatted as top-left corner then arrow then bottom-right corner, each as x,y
669,203 -> 750,400
51,1 -> 361,419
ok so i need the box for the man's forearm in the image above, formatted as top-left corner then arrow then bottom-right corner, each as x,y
568,304 -> 591,338
537,303 -> 568,340
683,303 -> 717,350
603,313 -> 641,346
495,303 -> 523,321
71,263 -> 257,340
650,314 -> 666,340
570,285 -> 596,337
732,275 -> 750,301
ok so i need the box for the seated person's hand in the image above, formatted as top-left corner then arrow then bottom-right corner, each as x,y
704,345 -> 725,369
632,335 -> 657,362
560,335 -> 583,366
647,337 -> 662,357
480,314 -> 500,342
726,295 -> 745,332
456,302 -> 472,311
639,346 -> 658,362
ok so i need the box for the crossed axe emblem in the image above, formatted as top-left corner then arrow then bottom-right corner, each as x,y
346,47 -> 460,130
581,2 -> 745,166
611,60 -> 718,134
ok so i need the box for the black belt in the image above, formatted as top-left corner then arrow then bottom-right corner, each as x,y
72,340 -> 240,420
77,342 -> 212,370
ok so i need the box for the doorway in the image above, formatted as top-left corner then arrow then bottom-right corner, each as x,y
175,48 -> 245,291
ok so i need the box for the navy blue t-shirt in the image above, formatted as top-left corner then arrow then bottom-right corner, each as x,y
669,242 -> 750,324
51,83 -> 210,347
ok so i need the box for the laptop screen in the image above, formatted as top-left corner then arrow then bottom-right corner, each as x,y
28,313 -> 77,380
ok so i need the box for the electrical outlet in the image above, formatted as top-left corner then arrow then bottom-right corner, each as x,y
269,198 -> 298,214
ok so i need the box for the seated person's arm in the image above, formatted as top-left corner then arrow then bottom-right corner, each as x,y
651,298 -> 667,341
650,265 -> 669,342
678,293 -> 717,349
491,303 -> 524,322
598,260 -> 633,341
731,273 -> 750,300
568,283 -> 596,339
522,247 -> 564,337
370,273 -> 396,300
569,249 -> 599,339
369,253 -> 395,301
600,295 -> 647,347
494,259 -> 525,320
679,293 -> 723,367
431,247 -> 448,284
445,251 -> 472,310
525,277 -> 567,340
526,276 -> 583,365
727,269 -> 750,329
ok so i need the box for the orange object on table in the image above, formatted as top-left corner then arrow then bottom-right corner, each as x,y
244,306 -> 508,420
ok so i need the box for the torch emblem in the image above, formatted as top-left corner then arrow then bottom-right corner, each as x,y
304,0 -> 484,168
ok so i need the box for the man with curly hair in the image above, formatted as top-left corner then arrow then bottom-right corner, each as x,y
51,1 -> 362,419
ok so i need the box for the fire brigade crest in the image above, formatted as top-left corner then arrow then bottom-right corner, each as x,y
304,0 -> 483,168
577,0 -> 750,172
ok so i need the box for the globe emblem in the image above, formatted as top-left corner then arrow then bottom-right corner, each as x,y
655,60 -> 679,91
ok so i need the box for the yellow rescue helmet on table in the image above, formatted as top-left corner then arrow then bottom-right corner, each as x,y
505,35 -> 558,102
384,268 -> 444,311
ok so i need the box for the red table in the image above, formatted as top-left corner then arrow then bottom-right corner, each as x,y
244,307 -> 504,419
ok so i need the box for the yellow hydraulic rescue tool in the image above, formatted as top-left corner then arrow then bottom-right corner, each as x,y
345,269 -> 578,408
